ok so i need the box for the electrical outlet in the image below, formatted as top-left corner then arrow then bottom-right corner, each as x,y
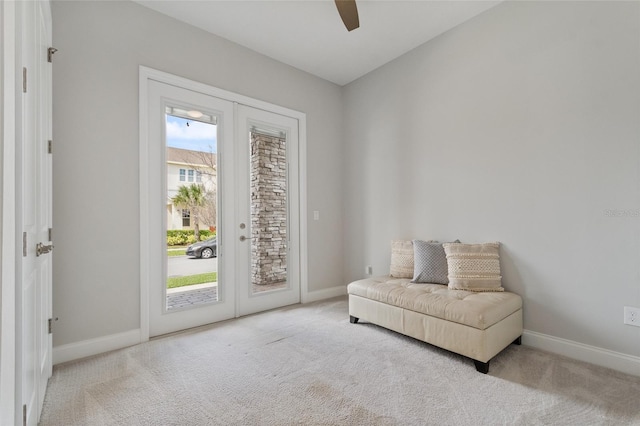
624,306 -> 640,327
365,265 -> 372,275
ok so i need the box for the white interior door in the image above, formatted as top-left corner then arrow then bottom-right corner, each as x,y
19,1 -> 53,424
147,80 -> 236,337
235,105 -> 300,316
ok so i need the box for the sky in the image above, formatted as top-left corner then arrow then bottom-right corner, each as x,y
166,115 -> 217,153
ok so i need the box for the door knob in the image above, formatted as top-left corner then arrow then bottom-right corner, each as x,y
36,242 -> 54,257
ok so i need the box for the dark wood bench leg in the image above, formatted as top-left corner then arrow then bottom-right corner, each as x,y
473,336 -> 520,373
474,360 -> 490,374
349,315 -> 359,324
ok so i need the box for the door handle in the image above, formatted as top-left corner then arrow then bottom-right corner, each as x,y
239,235 -> 252,242
36,242 -> 54,257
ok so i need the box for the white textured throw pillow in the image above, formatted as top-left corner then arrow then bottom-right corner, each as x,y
443,242 -> 504,292
389,240 -> 414,278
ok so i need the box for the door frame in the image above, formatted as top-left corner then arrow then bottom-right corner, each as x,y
1,1 -> 18,424
139,66 -> 309,342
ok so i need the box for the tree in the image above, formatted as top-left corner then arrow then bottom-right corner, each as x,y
172,184 -> 206,240
201,189 -> 217,231
169,146 -> 218,233
179,149 -> 217,180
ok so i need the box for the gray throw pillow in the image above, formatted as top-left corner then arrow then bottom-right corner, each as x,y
411,240 -> 458,285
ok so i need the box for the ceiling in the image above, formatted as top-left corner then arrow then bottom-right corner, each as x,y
133,0 -> 502,86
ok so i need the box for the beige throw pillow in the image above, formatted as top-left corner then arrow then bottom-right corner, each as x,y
443,242 -> 504,292
389,240 -> 414,278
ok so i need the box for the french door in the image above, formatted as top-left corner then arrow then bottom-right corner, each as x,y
235,105 -> 300,316
147,80 -> 235,337
144,76 -> 301,337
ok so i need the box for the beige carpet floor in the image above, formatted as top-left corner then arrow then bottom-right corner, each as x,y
40,297 -> 640,425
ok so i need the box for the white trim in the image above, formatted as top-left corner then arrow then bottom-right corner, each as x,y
523,329 -> 640,377
298,119 -> 309,304
138,70 -> 150,342
303,285 -> 347,304
139,67 -> 306,120
0,1 -> 17,424
139,66 -> 309,338
53,329 -> 142,365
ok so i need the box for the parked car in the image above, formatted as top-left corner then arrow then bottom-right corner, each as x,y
186,237 -> 217,259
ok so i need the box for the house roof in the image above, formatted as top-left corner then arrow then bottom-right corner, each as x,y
167,147 -> 216,169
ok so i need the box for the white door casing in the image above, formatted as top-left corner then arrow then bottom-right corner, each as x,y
1,1 -> 19,423
140,67 -> 308,340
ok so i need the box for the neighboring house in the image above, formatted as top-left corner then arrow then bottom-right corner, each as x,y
166,146 -> 217,231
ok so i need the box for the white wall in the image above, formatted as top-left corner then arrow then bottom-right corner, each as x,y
52,1 -> 343,347
52,0 -> 640,369
343,1 -> 640,359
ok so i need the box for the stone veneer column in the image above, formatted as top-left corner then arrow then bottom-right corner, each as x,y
250,132 -> 287,286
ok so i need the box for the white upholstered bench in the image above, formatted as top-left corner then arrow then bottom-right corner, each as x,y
348,276 -> 523,373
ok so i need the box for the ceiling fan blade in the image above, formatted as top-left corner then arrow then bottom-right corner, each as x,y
335,0 -> 359,32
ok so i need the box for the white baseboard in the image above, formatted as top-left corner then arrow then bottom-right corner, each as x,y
53,287 -> 348,364
53,329 -> 141,365
302,285 -> 346,303
523,329 -> 640,377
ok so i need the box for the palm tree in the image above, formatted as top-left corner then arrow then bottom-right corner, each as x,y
172,184 -> 206,240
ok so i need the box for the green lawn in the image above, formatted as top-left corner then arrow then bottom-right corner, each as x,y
167,248 -> 187,257
167,272 -> 217,289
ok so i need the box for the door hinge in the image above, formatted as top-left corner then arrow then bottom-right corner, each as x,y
48,47 -> 57,63
23,404 -> 27,426
23,232 -> 27,257
49,227 -> 53,241
48,317 -> 58,334
48,140 -> 52,154
22,67 -> 27,93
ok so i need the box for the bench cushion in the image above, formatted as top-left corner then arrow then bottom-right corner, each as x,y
347,276 -> 522,330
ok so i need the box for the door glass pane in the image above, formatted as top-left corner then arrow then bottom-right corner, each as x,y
165,108 -> 219,310
250,130 -> 288,294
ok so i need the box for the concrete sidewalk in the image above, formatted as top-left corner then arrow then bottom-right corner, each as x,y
166,280 -> 288,310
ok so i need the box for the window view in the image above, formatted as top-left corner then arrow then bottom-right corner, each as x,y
165,107 -> 218,310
